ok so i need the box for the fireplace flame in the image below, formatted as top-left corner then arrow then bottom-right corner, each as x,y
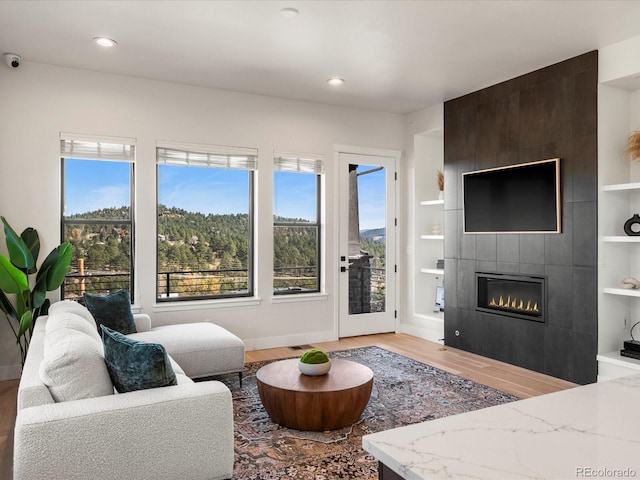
489,294 -> 539,314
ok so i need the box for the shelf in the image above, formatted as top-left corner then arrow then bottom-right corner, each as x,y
420,235 -> 444,240
603,236 -> 640,242
420,268 -> 444,275
414,313 -> 444,324
419,199 -> 444,206
603,287 -> 640,297
602,182 -> 640,191
597,351 -> 640,371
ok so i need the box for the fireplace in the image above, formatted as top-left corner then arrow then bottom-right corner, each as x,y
476,272 -> 546,323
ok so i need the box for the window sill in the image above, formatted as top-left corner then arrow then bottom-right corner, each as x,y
271,293 -> 329,304
152,296 -> 262,312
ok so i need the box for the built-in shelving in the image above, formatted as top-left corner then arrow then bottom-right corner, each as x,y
413,130 -> 445,343
596,351 -> 640,381
603,236 -> 640,242
602,182 -> 640,192
595,35 -> 640,381
603,287 -> 640,297
413,312 -> 444,324
420,268 -> 444,275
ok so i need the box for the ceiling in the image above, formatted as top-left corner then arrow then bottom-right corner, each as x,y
1,0 -> 640,115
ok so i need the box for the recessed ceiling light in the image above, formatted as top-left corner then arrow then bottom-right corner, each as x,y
280,7 -> 299,18
327,77 -> 345,86
93,37 -> 117,47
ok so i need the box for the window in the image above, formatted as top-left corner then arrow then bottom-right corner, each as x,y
156,142 -> 257,301
61,135 -> 135,300
273,153 -> 323,295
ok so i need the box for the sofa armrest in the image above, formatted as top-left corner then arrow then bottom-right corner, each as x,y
14,381 -> 234,480
133,313 -> 152,332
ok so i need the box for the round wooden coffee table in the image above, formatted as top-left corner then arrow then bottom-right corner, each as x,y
256,358 -> 373,431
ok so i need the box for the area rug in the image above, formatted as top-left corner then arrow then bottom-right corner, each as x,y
216,346 -> 519,480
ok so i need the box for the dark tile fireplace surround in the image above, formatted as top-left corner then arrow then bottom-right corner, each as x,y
442,51 -> 598,384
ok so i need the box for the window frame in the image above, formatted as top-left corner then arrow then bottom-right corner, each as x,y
273,153 -> 324,296
155,143 -> 257,302
60,136 -> 136,302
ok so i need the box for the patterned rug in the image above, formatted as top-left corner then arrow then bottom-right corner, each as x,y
215,346 -> 519,479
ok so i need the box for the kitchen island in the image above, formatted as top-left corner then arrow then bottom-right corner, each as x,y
363,374 -> 640,479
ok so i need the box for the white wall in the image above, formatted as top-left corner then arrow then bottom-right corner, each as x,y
0,62 -> 405,378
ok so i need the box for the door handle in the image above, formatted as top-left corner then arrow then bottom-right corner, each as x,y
341,266 -> 348,272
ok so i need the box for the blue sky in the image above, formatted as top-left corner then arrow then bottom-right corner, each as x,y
64,159 -> 131,215
274,171 -> 316,221
356,165 -> 386,231
158,165 -> 249,215
64,160 -> 386,230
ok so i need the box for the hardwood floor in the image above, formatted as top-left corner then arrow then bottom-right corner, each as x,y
246,333 -> 576,398
0,333 -> 575,479
0,379 -> 18,480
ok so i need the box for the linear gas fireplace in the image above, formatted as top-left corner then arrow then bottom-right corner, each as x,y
476,272 -> 546,323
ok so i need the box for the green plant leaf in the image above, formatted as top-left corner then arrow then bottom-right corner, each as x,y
0,255 -> 28,294
18,290 -> 29,319
18,310 -> 32,338
34,298 -> 50,322
20,227 -> 40,273
31,275 -> 47,310
0,290 -> 18,321
39,242 -> 72,291
1,217 -> 35,271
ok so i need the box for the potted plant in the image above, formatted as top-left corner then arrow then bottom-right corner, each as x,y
0,217 -> 72,367
298,348 -> 331,376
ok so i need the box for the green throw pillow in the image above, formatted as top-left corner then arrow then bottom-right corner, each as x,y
84,289 -> 137,335
100,325 -> 177,393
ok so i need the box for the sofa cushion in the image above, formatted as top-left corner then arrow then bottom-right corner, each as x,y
47,299 -> 97,327
100,325 -> 177,393
84,289 -> 137,335
45,311 -> 102,346
40,329 -> 114,402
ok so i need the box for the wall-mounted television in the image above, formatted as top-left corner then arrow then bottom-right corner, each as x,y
463,158 -> 561,234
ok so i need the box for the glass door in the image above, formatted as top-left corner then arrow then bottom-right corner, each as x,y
338,152 -> 396,337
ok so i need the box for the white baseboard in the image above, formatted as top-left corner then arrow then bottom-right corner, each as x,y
243,330 -> 338,352
0,364 -> 22,381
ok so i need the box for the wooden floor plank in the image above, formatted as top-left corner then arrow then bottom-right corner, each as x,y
0,333 -> 575,478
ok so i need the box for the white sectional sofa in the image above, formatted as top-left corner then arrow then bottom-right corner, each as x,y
14,300 -> 243,480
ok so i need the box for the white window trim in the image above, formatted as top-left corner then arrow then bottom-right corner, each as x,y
153,296 -> 262,312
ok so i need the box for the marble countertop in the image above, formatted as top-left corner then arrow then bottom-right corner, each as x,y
362,374 -> 640,479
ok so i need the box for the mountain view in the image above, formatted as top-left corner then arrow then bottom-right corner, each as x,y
63,206 -> 385,299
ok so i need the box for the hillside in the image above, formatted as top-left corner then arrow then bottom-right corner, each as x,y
65,206 -> 319,274
64,206 -> 385,297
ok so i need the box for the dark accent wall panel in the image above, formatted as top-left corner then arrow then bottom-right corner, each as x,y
443,51 -> 598,385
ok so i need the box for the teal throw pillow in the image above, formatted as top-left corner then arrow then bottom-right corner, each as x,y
100,325 -> 177,393
84,289 -> 137,335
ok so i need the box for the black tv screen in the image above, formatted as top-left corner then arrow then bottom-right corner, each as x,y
463,158 -> 561,234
